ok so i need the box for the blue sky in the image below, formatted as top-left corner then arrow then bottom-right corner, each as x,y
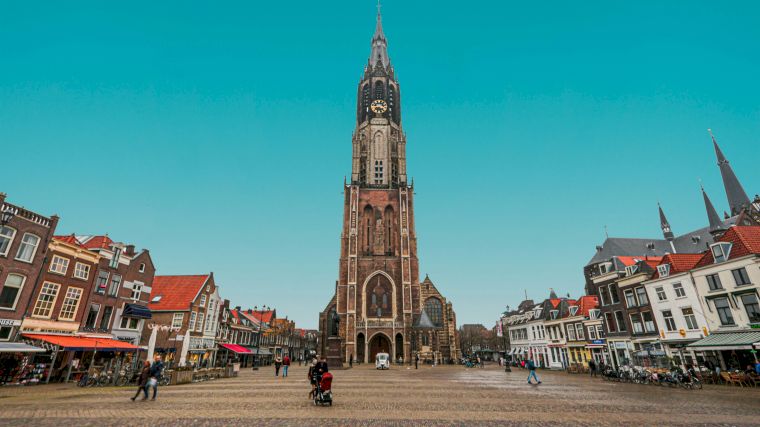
2,1 -> 759,328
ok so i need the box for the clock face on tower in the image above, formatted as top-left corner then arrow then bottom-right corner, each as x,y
370,99 -> 388,114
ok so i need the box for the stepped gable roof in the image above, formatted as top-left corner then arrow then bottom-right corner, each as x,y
695,226 -> 760,267
651,253 -> 704,279
149,274 -> 209,311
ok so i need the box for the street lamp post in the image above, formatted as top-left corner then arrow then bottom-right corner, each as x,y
252,305 -> 269,371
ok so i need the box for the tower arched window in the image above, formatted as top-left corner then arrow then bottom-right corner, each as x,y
374,81 -> 384,100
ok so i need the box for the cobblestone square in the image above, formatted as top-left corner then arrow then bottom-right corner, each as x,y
1,365 -> 759,426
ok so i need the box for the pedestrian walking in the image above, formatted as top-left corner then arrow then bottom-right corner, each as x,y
349,354 -> 353,368
147,355 -> 164,400
415,353 -> 419,370
526,359 -> 541,385
588,359 -> 597,377
282,354 -> 290,377
130,361 -> 151,401
274,356 -> 282,377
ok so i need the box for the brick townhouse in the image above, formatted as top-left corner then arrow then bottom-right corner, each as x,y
0,193 -> 59,344
144,273 -> 222,367
75,235 -> 156,346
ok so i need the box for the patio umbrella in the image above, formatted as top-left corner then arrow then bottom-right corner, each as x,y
179,329 -> 190,366
146,326 -> 158,361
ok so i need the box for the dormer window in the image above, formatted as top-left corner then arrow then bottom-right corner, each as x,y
569,306 -> 578,316
711,243 -> 732,263
625,265 -> 639,276
550,310 -> 558,320
534,309 -> 542,318
598,262 -> 612,274
588,309 -> 600,320
151,295 -> 162,303
657,264 -> 670,277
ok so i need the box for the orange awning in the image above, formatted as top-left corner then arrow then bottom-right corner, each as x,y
23,334 -> 140,352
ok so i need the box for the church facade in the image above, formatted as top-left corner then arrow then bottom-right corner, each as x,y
318,9 -> 460,366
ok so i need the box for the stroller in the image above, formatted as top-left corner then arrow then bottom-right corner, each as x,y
314,372 -> 333,406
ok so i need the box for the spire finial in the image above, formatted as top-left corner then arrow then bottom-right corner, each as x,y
377,0 -> 381,16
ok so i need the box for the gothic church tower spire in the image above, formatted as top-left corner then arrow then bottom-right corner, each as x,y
658,203 -> 674,241
709,129 -> 750,216
702,185 -> 725,234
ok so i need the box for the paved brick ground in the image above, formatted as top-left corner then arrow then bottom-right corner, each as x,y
0,364 -> 758,426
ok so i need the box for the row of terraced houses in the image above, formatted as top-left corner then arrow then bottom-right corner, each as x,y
0,194 -> 317,385
500,135 -> 760,372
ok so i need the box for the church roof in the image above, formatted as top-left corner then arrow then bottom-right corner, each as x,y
711,130 -> 750,216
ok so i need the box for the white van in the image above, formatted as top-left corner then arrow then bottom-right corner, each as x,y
375,352 -> 390,370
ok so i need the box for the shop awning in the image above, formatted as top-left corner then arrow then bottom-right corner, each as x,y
219,343 -> 252,354
687,331 -> 760,351
122,303 -> 152,319
0,342 -> 46,353
23,334 -> 140,352
247,347 -> 272,356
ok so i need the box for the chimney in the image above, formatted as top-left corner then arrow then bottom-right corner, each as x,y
247,309 -> 252,314
126,244 -> 136,256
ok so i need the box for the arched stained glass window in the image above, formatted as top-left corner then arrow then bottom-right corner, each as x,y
425,298 -> 443,327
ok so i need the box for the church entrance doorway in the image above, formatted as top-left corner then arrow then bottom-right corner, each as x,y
368,333 -> 391,363
395,333 -> 404,363
357,333 -> 366,363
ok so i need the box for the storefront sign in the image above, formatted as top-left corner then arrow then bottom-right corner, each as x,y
614,342 -> 628,349
0,318 -> 21,327
591,339 -> 605,345
750,324 -> 760,329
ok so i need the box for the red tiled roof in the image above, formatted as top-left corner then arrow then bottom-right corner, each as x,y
53,234 -> 84,247
80,235 -> 114,250
616,256 -> 663,267
652,253 -> 704,279
695,226 -> 760,268
250,310 -> 275,323
149,274 -> 209,311
576,295 -> 599,317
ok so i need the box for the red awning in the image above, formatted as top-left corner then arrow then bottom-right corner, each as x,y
23,334 -> 140,352
219,343 -> 252,354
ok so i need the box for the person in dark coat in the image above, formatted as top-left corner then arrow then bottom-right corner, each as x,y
588,359 -> 597,377
148,355 -> 164,400
131,361 -> 151,401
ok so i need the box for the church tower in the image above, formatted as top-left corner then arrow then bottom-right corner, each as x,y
319,6 -> 459,366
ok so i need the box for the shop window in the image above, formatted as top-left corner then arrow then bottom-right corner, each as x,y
0,325 -> 12,341
0,274 -> 25,309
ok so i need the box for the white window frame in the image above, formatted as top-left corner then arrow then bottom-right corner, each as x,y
138,263 -> 146,273
655,286 -> 667,301
49,255 -> 70,275
624,289 -> 636,308
662,310 -> 676,332
672,282 -> 686,298
73,262 -> 91,280
32,282 -> 61,319
550,310 -> 558,320
566,324 -> 576,341
0,273 -> 26,310
189,311 -> 197,330
0,225 -> 17,257
199,294 -> 207,307
588,326 -> 597,340
15,233 -> 40,263
109,274 -> 123,297
58,287 -> 84,321
130,281 -> 142,300
120,316 -> 140,330
569,306 -> 578,316
657,264 -> 670,278
172,313 -> 184,329
196,313 -> 204,332
625,265 -> 639,276
681,307 -> 698,330
109,247 -> 122,268
588,309 -> 600,320
710,242 -> 732,263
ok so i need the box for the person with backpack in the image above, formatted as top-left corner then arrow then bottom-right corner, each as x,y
527,359 -> 541,385
282,354 -> 290,378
